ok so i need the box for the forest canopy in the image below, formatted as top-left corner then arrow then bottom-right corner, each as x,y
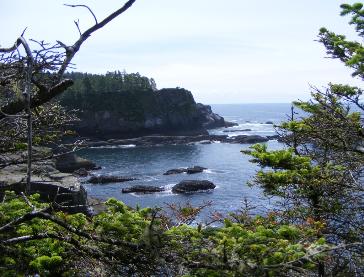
59,71 -> 158,111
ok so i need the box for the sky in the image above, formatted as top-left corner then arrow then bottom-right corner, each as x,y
0,0 -> 362,104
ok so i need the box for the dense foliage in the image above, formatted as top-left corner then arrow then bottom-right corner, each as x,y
0,192 -> 326,276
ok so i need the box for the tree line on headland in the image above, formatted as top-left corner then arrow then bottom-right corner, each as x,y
60,71 -> 158,111
0,1 -> 364,276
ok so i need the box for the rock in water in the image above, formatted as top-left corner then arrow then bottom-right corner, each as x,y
186,166 -> 207,174
223,129 -> 252,133
230,135 -> 269,144
73,168 -> 89,177
88,175 -> 136,184
172,180 -> 215,193
164,166 -> 207,175
122,185 -> 165,193
163,168 -> 187,175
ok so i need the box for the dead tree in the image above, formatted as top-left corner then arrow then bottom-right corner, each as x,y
0,0 -> 136,194
0,0 -> 136,119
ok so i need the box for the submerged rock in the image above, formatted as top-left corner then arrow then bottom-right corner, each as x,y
172,180 -> 215,193
88,175 -> 136,184
122,185 -> 165,194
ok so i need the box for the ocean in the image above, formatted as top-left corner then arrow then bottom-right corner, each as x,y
79,103 -> 293,221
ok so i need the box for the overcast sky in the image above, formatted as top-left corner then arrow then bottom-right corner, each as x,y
0,0 -> 362,103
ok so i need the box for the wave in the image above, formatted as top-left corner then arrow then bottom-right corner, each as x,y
90,144 -> 136,149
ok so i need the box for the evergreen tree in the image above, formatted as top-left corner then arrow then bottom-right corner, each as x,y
244,3 -> 364,275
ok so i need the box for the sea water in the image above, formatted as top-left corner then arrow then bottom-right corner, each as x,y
80,103 -> 293,221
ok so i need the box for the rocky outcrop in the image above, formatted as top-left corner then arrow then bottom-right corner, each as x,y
0,148 -> 88,213
163,166 -> 207,175
122,185 -> 165,194
73,168 -> 89,177
223,129 -> 252,133
172,180 -> 216,193
55,153 -> 98,173
67,87 -> 233,137
83,134 -> 272,148
88,175 -> 136,184
196,103 -> 235,129
72,88 -> 203,137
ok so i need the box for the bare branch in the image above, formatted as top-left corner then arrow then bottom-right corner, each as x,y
57,0 -> 136,77
0,1 -> 136,119
74,19 -> 82,36
0,40 -> 21,53
64,4 -> 98,24
0,79 -> 74,120
20,192 -> 36,211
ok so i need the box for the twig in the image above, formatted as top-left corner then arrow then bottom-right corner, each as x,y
20,192 -> 35,211
64,4 -> 98,24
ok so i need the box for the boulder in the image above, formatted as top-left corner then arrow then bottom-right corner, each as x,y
55,153 -> 97,173
88,175 -> 136,184
265,121 -> 274,124
122,185 -> 165,194
186,166 -> 207,174
172,180 -> 215,193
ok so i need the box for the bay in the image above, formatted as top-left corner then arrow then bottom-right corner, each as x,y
80,103 -> 293,220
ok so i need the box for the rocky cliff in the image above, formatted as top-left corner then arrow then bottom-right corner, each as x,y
70,88 -> 231,138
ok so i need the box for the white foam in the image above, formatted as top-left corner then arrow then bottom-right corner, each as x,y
90,144 -> 136,149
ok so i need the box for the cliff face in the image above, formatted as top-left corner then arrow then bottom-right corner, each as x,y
69,88 -> 229,138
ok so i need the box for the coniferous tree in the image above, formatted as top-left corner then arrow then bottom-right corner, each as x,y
244,3 -> 364,275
